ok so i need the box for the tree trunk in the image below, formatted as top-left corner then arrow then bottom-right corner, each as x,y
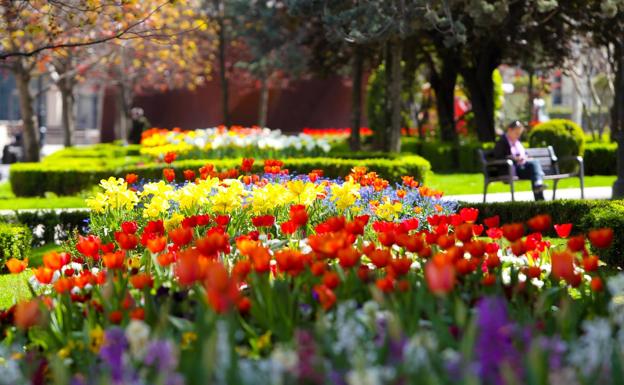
14,64 -> 39,162
258,77 -> 269,128
612,42 -> 624,198
350,47 -> 363,151
386,39 -> 402,153
462,64 -> 497,142
431,58 -> 458,142
216,5 -> 230,127
527,68 -> 534,124
116,85 -> 131,144
59,79 -> 76,147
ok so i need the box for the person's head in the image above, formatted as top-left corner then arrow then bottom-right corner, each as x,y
131,107 -> 144,120
506,120 -> 525,142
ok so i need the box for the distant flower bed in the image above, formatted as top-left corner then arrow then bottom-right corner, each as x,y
0,158 -> 619,384
140,126 -> 333,160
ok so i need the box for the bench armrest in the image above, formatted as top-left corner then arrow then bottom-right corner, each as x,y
557,155 -> 584,175
484,158 -> 514,167
482,158 -> 515,179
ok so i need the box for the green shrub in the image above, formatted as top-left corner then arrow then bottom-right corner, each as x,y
584,142 -> 617,175
528,119 -> 586,173
459,200 -> 624,267
44,144 -> 141,160
10,156 -> 431,197
0,223 -> 32,264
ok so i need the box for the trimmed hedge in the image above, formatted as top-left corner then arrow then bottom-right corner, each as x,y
0,210 -> 89,247
0,223 -> 32,264
584,142 -> 617,175
10,156 -> 431,197
459,200 -> 624,267
44,143 -> 141,160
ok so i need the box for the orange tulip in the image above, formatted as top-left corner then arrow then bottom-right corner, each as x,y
54,277 -> 74,294
146,236 -> 167,254
43,252 -> 65,271
5,258 -> 27,274
130,273 -> 154,290
14,299 -> 43,330
33,266 -> 54,284
103,251 -> 125,270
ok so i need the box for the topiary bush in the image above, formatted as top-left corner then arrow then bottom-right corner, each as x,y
528,119 -> 586,173
0,223 -> 32,265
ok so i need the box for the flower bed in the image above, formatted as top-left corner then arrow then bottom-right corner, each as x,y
140,126 -> 334,160
0,159 -> 619,384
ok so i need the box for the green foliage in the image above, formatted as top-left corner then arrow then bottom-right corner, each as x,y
0,223 -> 32,264
461,199 -> 624,267
10,156 -> 431,197
528,119 -> 586,173
584,142 -> 617,175
365,63 -> 420,141
44,144 -> 141,160
366,63 -> 387,142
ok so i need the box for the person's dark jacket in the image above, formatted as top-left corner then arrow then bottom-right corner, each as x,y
488,134 -> 515,176
493,134 -> 512,160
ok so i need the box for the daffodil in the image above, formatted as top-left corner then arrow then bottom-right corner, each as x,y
330,179 -> 360,212
143,195 -> 171,218
376,198 -> 403,221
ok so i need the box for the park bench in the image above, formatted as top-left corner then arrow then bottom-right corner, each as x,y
477,146 -> 585,203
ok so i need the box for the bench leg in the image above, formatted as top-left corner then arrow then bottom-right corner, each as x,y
580,175 -> 585,199
483,181 -> 489,203
552,179 -> 559,200
510,180 -> 515,202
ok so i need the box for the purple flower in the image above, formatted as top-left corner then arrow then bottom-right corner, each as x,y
144,340 -> 177,372
296,330 -> 324,384
475,297 -> 522,385
100,327 -> 128,383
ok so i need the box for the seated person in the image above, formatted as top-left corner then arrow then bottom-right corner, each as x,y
493,121 -> 546,200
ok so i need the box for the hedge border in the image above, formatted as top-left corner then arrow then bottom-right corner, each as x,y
0,222 -> 32,265
458,200 -> 624,267
10,155 -> 431,197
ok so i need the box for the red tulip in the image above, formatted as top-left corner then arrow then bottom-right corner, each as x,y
130,273 -> 154,290
484,215 -> 500,229
554,223 -> 573,238
115,231 -> 138,250
146,235 -> 167,254
424,257 -> 455,295
502,223 -> 524,242
125,173 -> 139,184
588,228 -> 614,249
527,214 -> 552,233
164,152 -> 177,164
183,169 -> 196,181
472,224 -> 484,236
289,204 -> 308,227
551,250 -> 576,283
567,235 -> 585,252
252,215 -> 276,228
169,226 -> 194,246
241,158 -> 255,172
459,207 -> 479,224
121,221 -> 138,235
163,168 -> 175,183
76,235 -> 101,258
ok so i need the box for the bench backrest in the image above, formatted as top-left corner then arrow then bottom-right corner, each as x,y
478,146 -> 560,176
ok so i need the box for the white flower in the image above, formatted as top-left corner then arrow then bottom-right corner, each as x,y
125,320 -> 151,360
568,318 -> 613,376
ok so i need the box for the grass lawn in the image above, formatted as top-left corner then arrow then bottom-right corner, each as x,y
0,182 -> 86,210
427,173 -> 616,196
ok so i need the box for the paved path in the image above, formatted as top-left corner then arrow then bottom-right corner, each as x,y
444,186 -> 612,203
